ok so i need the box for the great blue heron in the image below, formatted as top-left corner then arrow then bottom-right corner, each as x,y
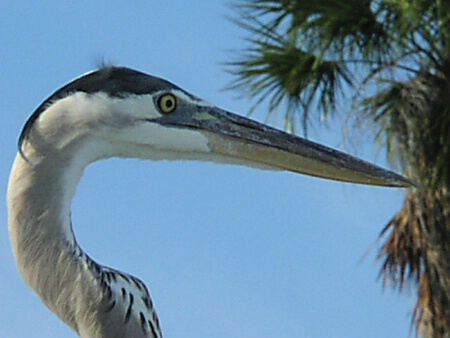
7,66 -> 411,338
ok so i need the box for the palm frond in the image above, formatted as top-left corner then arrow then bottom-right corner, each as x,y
228,1 -> 450,336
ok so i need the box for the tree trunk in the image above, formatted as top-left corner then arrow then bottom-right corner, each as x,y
380,188 -> 450,337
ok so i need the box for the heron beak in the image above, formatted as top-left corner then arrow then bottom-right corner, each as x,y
157,106 -> 412,187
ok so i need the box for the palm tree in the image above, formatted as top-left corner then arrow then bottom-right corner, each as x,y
228,1 -> 450,336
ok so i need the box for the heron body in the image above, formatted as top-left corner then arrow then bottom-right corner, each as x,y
8,67 -> 410,338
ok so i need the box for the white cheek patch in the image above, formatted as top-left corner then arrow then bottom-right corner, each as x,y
38,92 -> 161,132
115,122 -> 211,153
107,93 -> 161,119
36,93 -> 100,150
148,123 -> 211,152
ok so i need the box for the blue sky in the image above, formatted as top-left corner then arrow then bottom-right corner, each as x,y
0,2 -> 414,337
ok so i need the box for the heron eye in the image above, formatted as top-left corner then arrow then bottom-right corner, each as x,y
158,94 -> 177,114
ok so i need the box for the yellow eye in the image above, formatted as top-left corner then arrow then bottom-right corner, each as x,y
158,94 -> 177,114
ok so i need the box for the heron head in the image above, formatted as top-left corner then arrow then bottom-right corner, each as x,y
19,66 -> 411,187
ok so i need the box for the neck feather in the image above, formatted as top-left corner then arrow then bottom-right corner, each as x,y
8,139 -> 164,338
7,148 -> 90,328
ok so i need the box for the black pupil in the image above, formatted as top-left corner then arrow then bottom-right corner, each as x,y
165,98 -> 173,108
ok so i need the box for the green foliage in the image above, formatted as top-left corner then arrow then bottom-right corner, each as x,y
229,0 -> 450,174
228,0 -> 393,132
363,73 -> 450,188
229,1 -> 450,336
227,35 -> 352,132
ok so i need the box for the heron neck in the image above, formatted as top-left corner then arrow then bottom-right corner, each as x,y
7,151 -> 86,312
